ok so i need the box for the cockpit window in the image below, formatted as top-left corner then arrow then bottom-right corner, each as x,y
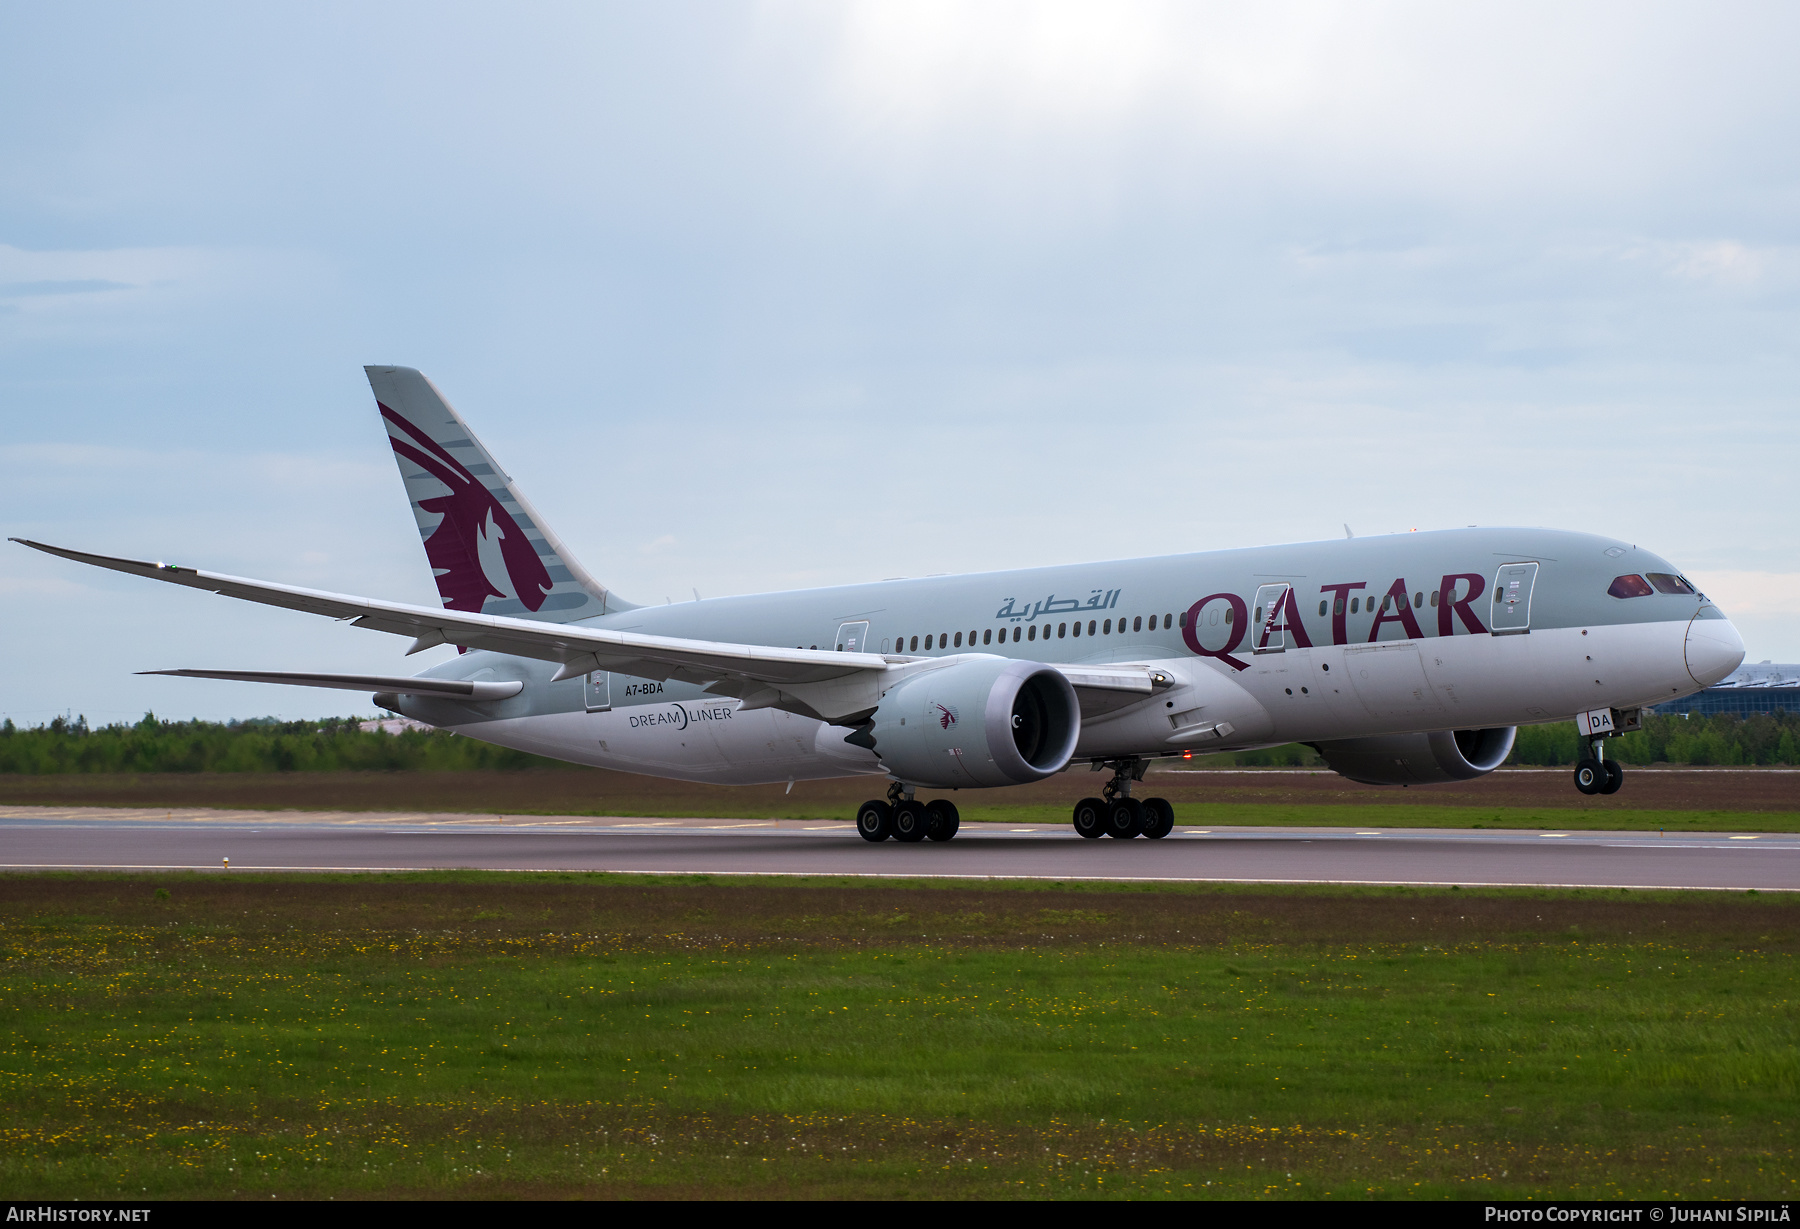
1646,573 -> 1695,595
1607,574 -> 1654,599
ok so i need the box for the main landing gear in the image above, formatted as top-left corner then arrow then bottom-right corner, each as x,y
857,781 -> 961,843
1073,759 -> 1175,840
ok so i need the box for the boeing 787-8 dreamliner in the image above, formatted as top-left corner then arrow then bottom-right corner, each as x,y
15,366 -> 1744,843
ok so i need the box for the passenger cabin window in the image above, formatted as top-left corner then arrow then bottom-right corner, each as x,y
1013,626 -> 1021,642
954,632 -> 963,648
983,629 -> 992,645
1224,607 -> 1234,624
1058,622 -> 1067,638
969,629 -> 976,644
909,635 -> 919,651
1350,598 -> 1359,614
1647,573 -> 1696,595
1071,620 -> 1082,637
1430,591 -> 1439,607
1103,619 -> 1112,634
1088,619 -> 1097,635
1028,625 -> 1037,641
1133,616 -> 1143,632
1319,600 -> 1328,616
1413,592 -> 1423,608
1608,574 -> 1654,599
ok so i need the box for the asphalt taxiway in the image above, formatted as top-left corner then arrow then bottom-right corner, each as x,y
1,806 -> 1795,890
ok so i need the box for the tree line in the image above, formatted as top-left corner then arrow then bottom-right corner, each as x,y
0,714 -> 571,774
3,710 -> 1797,774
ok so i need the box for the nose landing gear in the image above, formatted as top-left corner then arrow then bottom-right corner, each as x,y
1075,759 -> 1175,839
1574,754 -> 1625,796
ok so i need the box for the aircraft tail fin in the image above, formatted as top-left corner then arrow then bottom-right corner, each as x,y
365,366 -> 636,621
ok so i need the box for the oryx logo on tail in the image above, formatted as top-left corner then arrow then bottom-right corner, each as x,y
378,404 -> 553,614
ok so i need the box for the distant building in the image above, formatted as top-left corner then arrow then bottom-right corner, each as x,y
358,716 -> 435,735
1650,661 -> 1800,717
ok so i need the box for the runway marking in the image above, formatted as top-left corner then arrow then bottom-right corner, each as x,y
2,863 -> 1791,892
1355,832 -> 1382,836
1730,835 -> 1759,840
1541,833 -> 1569,838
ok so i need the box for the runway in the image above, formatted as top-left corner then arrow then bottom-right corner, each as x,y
1,806 -> 1796,890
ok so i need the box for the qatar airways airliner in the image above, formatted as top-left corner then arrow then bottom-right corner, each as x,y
15,367 -> 1744,843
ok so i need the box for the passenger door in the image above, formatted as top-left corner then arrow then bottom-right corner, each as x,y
1490,563 -> 1539,635
1252,583 -> 1291,654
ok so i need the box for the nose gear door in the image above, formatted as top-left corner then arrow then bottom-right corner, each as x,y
834,621 -> 871,654
1252,583 -> 1291,654
1490,562 -> 1539,635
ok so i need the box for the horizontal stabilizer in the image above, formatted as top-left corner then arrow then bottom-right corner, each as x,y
141,669 -> 524,700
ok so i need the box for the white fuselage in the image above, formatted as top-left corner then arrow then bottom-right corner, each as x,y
440,616 -> 1707,786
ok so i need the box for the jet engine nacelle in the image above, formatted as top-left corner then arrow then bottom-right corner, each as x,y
1313,726 -> 1517,786
853,657 -> 1081,789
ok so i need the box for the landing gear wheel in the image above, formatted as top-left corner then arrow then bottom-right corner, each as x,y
1104,797 -> 1144,839
1140,797 -> 1175,840
893,799 -> 929,842
1573,758 -> 1604,795
1600,760 -> 1624,795
856,800 -> 893,842
1072,797 -> 1107,839
925,799 -> 961,841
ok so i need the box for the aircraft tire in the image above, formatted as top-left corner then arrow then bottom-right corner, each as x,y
925,799 -> 961,841
893,800 -> 929,842
1140,797 -> 1175,839
856,800 -> 894,842
1573,758 -> 1604,795
1072,797 -> 1106,839
1104,797 -> 1144,839
1600,761 -> 1624,795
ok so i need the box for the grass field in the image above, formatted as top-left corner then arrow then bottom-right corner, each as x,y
1,873 -> 1795,1199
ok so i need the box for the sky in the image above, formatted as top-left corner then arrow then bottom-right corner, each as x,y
3,1 -> 1797,726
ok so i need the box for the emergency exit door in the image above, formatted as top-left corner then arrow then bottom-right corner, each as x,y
584,671 -> 611,712
834,621 -> 871,654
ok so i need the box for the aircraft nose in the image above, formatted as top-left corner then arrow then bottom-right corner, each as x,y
1685,606 -> 1745,688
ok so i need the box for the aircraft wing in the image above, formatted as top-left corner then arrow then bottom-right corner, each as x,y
139,669 -> 525,700
13,539 -> 885,689
15,539 -> 1170,722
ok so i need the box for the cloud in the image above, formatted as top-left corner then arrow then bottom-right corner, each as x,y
1686,572 -> 1800,619
0,279 -> 135,297
0,244 -> 329,345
